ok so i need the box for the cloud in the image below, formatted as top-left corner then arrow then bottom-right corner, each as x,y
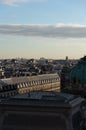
0,23 -> 86,39
0,0 -> 45,5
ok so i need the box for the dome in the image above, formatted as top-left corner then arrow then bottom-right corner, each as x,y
70,56 -> 86,84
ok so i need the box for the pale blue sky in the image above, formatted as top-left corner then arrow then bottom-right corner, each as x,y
0,0 -> 86,59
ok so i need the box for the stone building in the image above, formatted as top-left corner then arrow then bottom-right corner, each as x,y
0,91 -> 85,130
0,74 -> 60,98
70,56 -> 86,86
61,56 -> 86,97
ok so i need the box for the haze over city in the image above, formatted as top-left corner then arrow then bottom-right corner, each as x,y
0,0 -> 86,59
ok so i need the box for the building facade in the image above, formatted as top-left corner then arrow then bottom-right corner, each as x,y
0,91 -> 85,130
0,74 -> 60,98
61,56 -> 86,97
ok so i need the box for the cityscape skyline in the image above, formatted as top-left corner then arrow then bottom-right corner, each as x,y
0,0 -> 86,59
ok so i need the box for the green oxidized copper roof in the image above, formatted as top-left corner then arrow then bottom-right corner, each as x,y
70,56 -> 86,83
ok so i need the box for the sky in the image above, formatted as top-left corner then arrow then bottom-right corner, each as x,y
0,0 -> 86,59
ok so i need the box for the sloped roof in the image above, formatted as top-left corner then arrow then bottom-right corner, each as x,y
1,91 -> 84,108
1,74 -> 60,85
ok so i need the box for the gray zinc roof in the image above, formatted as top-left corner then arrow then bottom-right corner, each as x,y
1,74 -> 60,85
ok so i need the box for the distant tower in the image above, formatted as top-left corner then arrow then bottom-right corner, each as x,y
66,56 -> 68,61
